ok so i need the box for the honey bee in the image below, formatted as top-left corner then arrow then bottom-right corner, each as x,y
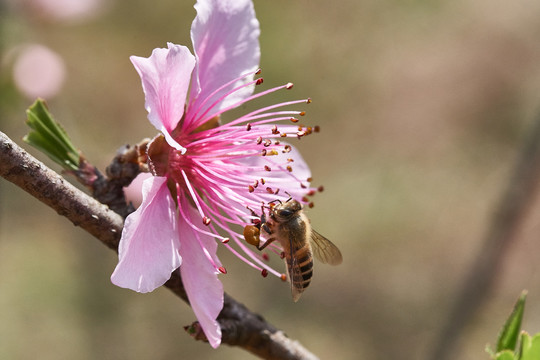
244,198 -> 342,302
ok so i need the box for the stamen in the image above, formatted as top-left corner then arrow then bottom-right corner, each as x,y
218,266 -> 227,274
280,274 -> 287,281
180,170 -> 206,219
261,269 -> 268,277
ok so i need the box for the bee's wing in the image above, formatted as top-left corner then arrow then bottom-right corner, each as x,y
286,255 -> 305,302
310,230 -> 343,265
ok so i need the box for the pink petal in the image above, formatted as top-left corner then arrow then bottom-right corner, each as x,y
131,43 -> 196,153
188,0 -> 260,122
111,176 -> 182,293
178,202 -> 223,348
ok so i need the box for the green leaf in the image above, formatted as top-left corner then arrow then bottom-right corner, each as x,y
497,290 -> 527,352
23,99 -> 80,171
519,332 -> 540,360
494,350 -> 516,360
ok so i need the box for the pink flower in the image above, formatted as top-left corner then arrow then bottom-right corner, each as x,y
111,0 -> 321,348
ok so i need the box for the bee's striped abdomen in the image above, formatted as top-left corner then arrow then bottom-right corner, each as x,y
295,244 -> 313,289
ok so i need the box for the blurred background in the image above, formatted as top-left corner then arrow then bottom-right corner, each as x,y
2,0 -> 540,359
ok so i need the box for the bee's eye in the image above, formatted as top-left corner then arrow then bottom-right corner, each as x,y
277,209 -> 293,218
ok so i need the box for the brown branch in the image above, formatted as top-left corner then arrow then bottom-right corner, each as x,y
428,113 -> 540,360
0,130 -> 319,360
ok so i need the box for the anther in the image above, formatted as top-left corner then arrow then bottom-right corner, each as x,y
290,117 -> 299,123
308,202 -> 314,208
286,165 -> 293,172
221,238 -> 230,244
314,125 -> 320,133
280,133 -> 287,138
246,123 -> 252,131
256,78 -> 264,85
260,178 -> 266,185
307,190 -> 316,196
263,139 -> 272,147
262,253 -> 270,261
302,196 -> 309,203
202,216 -> 211,226
218,266 -> 227,274
261,269 -> 268,277
297,131 -> 306,138
306,98 -> 312,104
271,125 -> 279,134
261,149 -> 267,156
318,185 -> 324,192
266,187 -> 274,194
274,140 -> 280,145
248,185 -> 255,193
253,180 -> 259,188
282,145 -> 292,153
280,251 -> 285,259
286,83 -> 294,89
256,136 -> 263,145
307,177 -> 313,182
280,274 -> 287,282
255,68 -> 262,75
299,111 -> 306,116
264,165 -> 271,171
287,158 -> 294,162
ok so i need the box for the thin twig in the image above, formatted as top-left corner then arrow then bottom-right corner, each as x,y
0,130 -> 318,360
428,113 -> 540,360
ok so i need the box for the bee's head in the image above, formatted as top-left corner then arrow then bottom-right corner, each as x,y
271,199 -> 302,222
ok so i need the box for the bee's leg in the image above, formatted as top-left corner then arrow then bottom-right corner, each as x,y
257,237 -> 276,251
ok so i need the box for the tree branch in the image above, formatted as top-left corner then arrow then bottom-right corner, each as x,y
0,130 -> 318,360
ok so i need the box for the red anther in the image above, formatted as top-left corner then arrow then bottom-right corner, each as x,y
283,145 -> 292,153
248,185 -> 255,193
264,165 -> 271,171
261,269 -> 268,277
246,123 -> 252,131
280,251 -> 285,259
266,187 -> 274,194
318,185 -> 324,192
253,180 -> 259,188
307,177 -> 313,182
261,149 -> 267,156
286,165 -> 292,172
256,136 -> 263,145
290,117 -> 299,123
256,78 -> 264,85
299,111 -> 306,116
280,133 -> 287,138
297,126 -> 303,131
221,238 -> 230,244
285,82 -> 294,89
306,98 -> 312,104
262,253 -> 270,261
300,183 -> 307,189
218,266 -> 227,274
308,202 -> 314,208
306,126 -> 313,134
280,274 -> 287,282
287,158 -> 294,162
263,139 -> 272,147
274,188 -> 280,195
302,196 -> 309,203
255,68 -> 262,75
314,125 -> 320,133
202,216 -> 212,226
307,190 -> 316,196
274,140 -> 281,145
271,125 -> 279,134
297,131 -> 306,138
260,178 -> 266,185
